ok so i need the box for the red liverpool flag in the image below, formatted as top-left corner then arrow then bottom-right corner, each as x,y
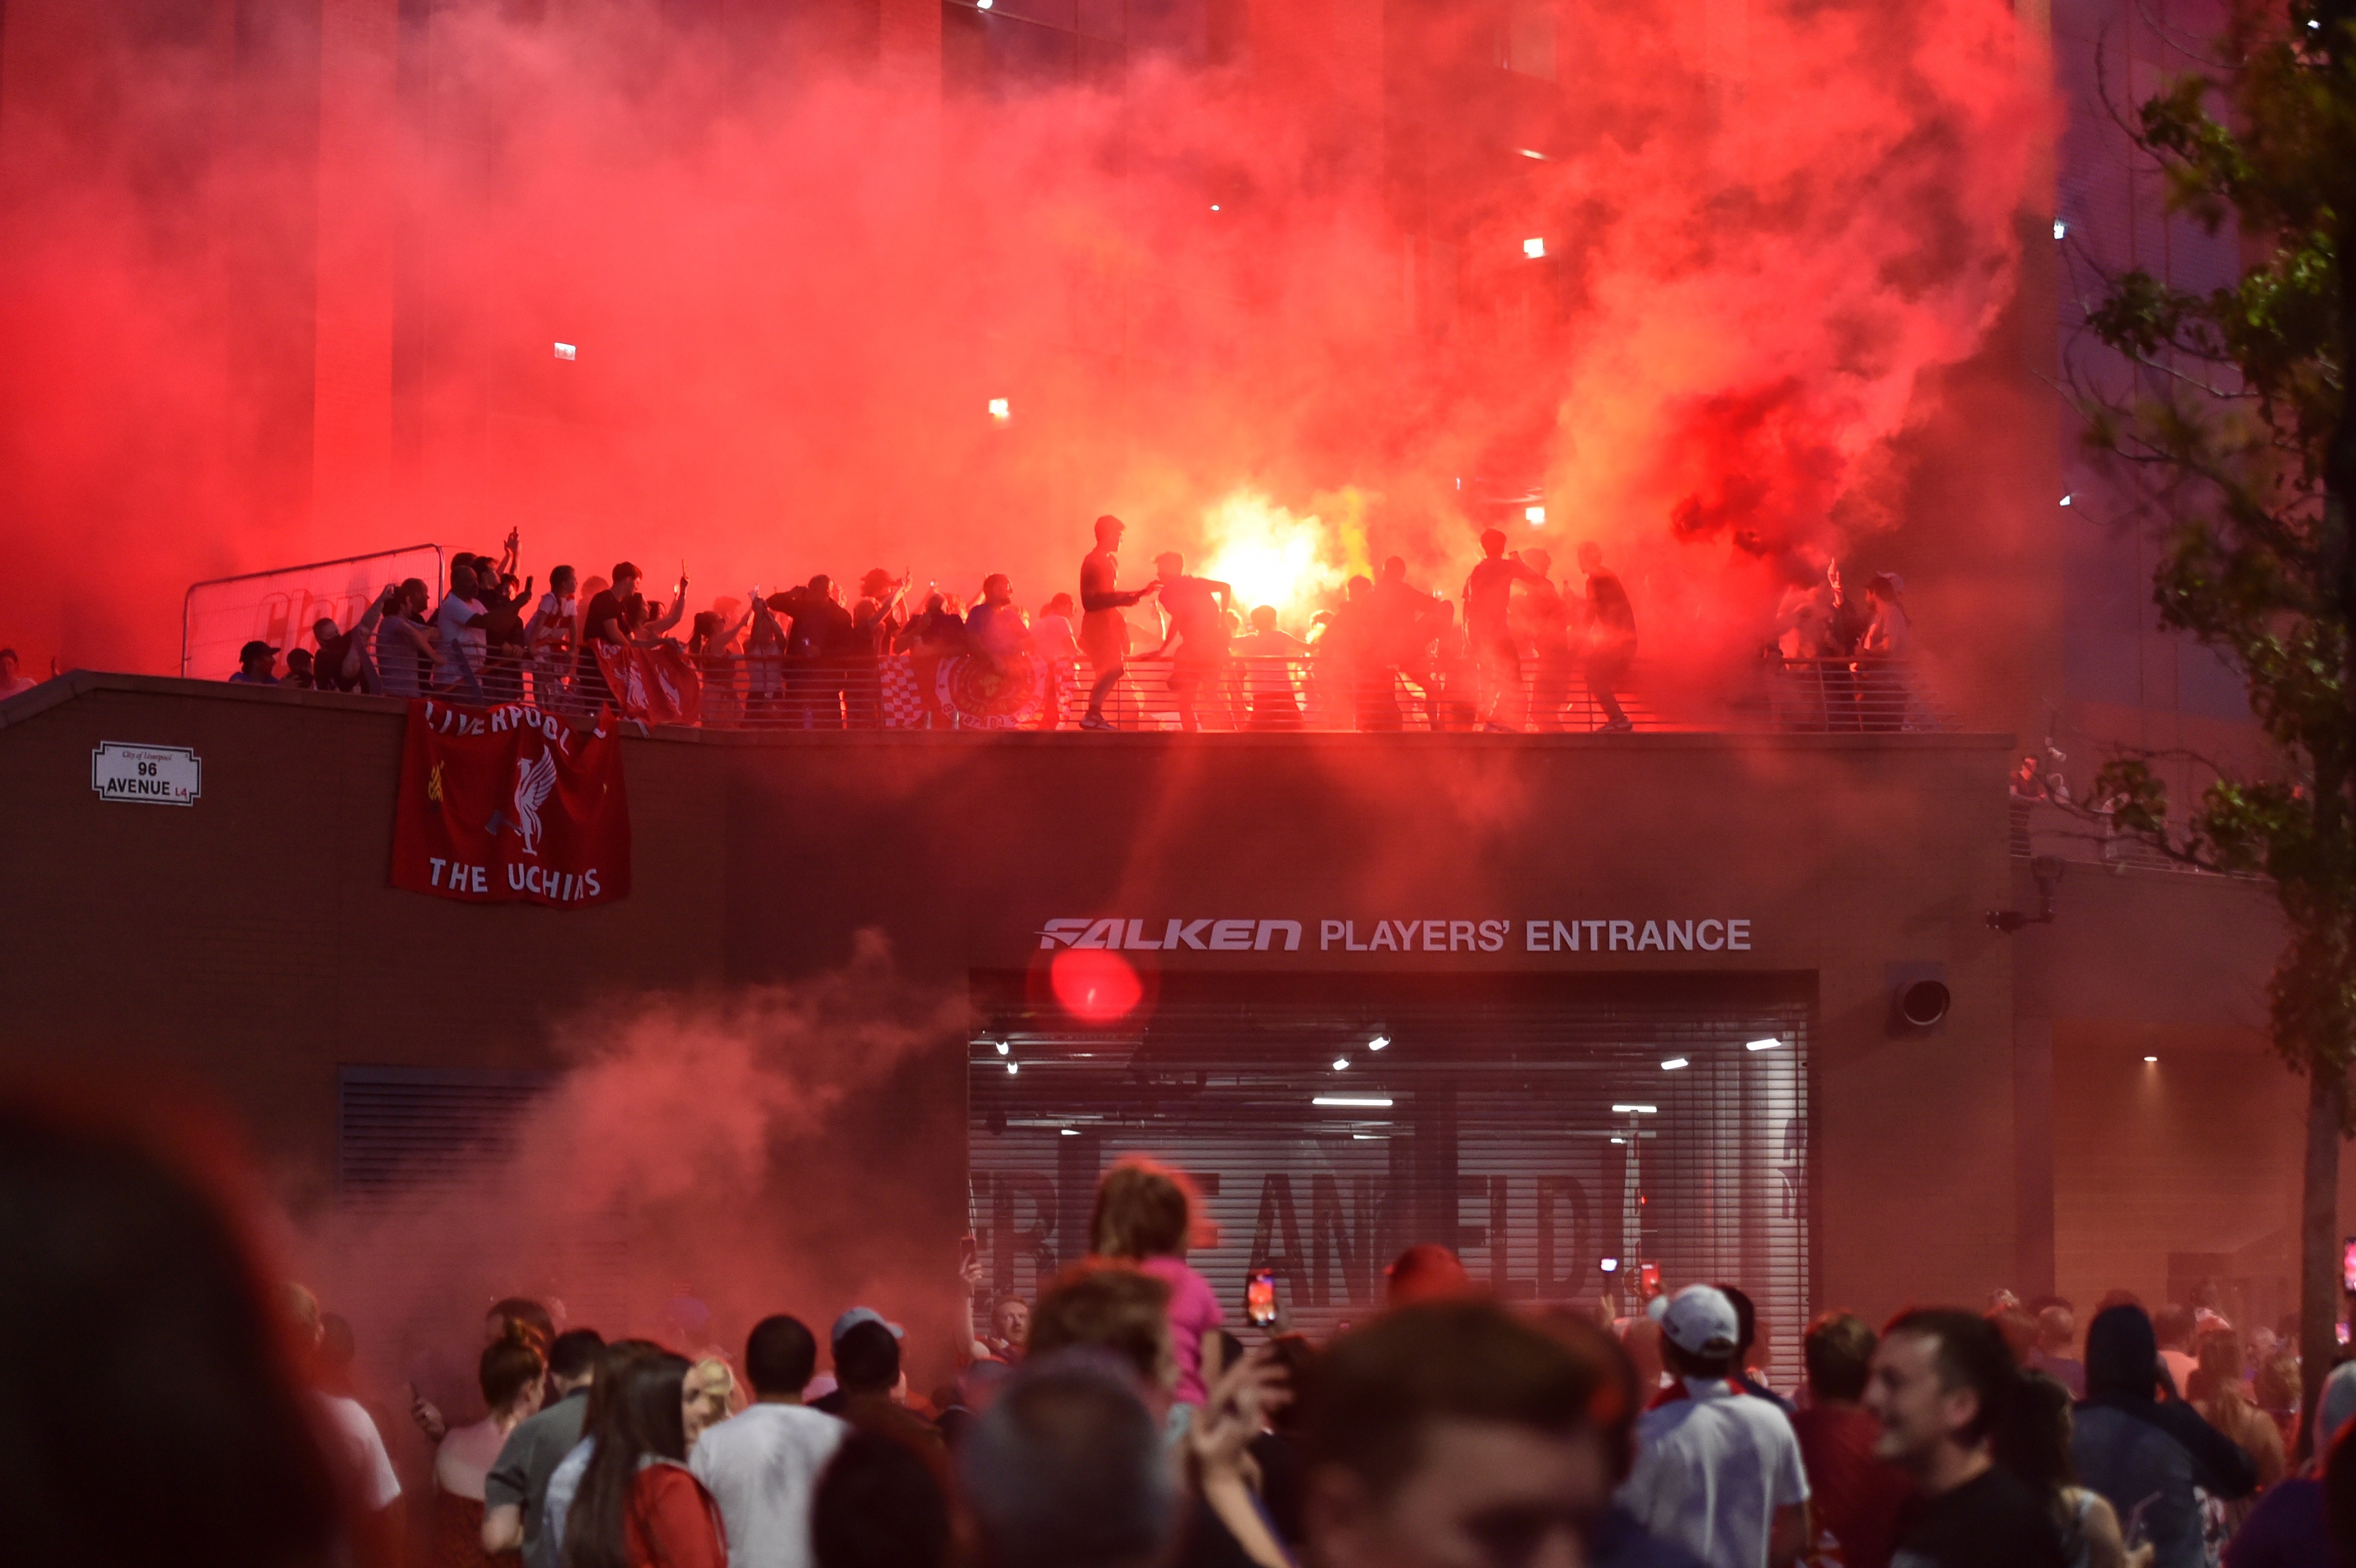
594,643 -> 702,726
392,699 -> 631,906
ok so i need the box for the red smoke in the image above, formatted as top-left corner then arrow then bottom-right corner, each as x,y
0,0 -> 2039,683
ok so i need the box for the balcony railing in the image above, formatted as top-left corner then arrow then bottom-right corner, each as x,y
485,649 -> 1956,735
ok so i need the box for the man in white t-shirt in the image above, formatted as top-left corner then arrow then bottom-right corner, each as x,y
690,1313 -> 848,1568
283,1283 -> 401,1568
1617,1284 -> 1811,1568
435,562 -> 491,702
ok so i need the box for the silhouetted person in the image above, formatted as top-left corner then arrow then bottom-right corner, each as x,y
1789,1312 -> 1909,1568
0,645 -> 36,698
814,1430 -> 952,1568
0,1095 -> 347,1568
831,1320 -> 945,1464
1382,1244 -> 1470,1307
232,638 -> 281,684
482,1326 -> 603,1564
1080,515 -> 1159,730
1141,552 -> 1233,733
1232,605 -> 1307,730
1461,528 -> 1543,730
1578,541 -> 1636,732
1520,549 -> 1575,731
1304,1301 -> 1615,1568
692,1315 -> 848,1568
2072,1305 -> 2256,1568
959,1354 -> 1176,1568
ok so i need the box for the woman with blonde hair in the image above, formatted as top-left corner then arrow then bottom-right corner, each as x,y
1089,1156 -> 1224,1405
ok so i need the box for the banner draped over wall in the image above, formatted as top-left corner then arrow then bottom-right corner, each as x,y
392,699 -> 630,906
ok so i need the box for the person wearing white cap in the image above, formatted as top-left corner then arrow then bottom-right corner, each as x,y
1615,1285 -> 1810,1568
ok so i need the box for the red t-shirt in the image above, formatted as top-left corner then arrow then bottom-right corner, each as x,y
1787,1403 -> 1911,1568
625,1462 -> 727,1568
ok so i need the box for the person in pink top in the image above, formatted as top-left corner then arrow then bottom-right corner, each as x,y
1089,1157 -> 1225,1405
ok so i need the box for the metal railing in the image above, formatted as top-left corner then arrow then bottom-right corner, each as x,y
1730,656 -> 1958,734
395,650 -> 1955,735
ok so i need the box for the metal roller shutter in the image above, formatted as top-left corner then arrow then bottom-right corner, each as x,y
967,971 -> 1813,1384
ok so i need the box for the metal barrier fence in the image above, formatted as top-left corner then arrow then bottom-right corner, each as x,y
480,651 -> 1953,735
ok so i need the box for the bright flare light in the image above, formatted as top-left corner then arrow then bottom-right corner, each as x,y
988,396 -> 1011,420
1197,490 -> 1349,627
1523,237 -> 1546,258
1525,505 -> 1546,525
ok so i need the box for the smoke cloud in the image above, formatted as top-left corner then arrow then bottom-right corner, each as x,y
279,930 -> 970,1410
0,0 -> 2037,681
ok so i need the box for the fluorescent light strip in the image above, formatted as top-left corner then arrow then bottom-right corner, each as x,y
1313,1096 -> 1394,1108
1745,1037 -> 1781,1051
1661,1057 -> 1690,1071
1611,1104 -> 1658,1115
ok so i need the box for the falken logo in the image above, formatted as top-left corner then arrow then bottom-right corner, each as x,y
1037,918 -> 1303,952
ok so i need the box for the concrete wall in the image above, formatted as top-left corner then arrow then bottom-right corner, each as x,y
0,674 -> 2033,1334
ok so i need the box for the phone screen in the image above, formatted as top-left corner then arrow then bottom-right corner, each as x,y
1246,1269 -> 1278,1328
2343,1236 -> 2356,1295
960,1234 -> 979,1271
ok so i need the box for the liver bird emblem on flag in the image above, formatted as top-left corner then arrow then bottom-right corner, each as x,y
510,748 -> 559,855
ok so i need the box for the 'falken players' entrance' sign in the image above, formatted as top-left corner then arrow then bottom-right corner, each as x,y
392,699 -> 630,907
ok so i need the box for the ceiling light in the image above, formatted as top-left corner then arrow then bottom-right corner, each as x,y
987,396 -> 1010,419
1745,1037 -> 1780,1052
1352,1132 -> 1384,1140
1519,147 -> 1547,160
993,1040 -> 1010,1056
553,342 -> 577,360
2143,1055 -> 2159,1063
2053,219 -> 2068,240
1332,1056 -> 1350,1071
1368,1034 -> 1390,1051
1314,1096 -> 1394,1108
1060,1127 -> 1079,1135
2060,494 -> 2074,506
1612,1104 -> 1658,1114
1210,204 -> 1221,211
1525,505 -> 1546,525
1599,1257 -> 1619,1272
1660,1057 -> 1690,1071
1523,237 -> 1546,259
1610,1136 -> 1626,1144
1006,1061 -> 1018,1075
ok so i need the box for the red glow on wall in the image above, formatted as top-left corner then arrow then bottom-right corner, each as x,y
1050,947 -> 1142,1023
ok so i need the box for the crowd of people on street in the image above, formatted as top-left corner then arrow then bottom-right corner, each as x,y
202,520 -> 1669,733
20,1100 -> 2356,1568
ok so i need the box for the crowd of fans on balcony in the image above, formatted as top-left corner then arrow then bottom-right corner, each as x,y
0,519 -> 1920,732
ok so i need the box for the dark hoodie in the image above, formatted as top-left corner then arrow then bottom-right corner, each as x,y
2080,1305 -> 2258,1498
